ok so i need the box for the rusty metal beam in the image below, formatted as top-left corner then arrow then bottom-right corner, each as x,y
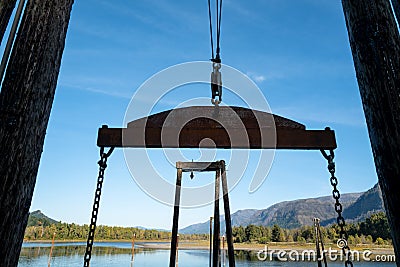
97,127 -> 336,150
97,106 -> 337,150
176,161 -> 221,172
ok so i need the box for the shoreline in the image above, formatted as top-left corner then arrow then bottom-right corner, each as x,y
23,240 -> 395,255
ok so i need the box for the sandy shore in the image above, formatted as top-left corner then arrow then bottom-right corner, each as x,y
138,241 -> 395,255
23,239 -> 395,255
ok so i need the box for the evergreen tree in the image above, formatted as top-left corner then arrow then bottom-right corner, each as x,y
271,224 -> 282,242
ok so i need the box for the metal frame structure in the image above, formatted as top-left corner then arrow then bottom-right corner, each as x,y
171,161 -> 234,267
90,105 -> 342,267
97,106 -> 336,150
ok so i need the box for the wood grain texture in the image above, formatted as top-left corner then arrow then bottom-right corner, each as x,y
0,0 -> 17,44
392,0 -> 400,24
342,0 -> 400,264
0,0 -> 73,266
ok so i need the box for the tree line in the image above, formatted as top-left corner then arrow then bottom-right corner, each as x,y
24,212 -> 391,245
24,223 -> 207,241
232,212 -> 391,245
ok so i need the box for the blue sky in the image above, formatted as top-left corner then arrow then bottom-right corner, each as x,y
25,0 -> 378,229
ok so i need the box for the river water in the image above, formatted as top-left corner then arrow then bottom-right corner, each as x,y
18,242 -> 395,266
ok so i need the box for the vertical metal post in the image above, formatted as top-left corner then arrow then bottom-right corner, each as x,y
209,216 -> 213,267
212,169 -> 220,267
0,0 -> 26,85
221,161 -> 235,267
169,168 -> 182,267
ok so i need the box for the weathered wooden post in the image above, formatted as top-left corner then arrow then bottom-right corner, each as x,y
221,235 -> 225,266
0,0 -> 74,266
342,0 -> 400,264
0,0 -> 17,43
47,232 -> 56,267
176,234 -> 179,267
0,0 -> 26,83
392,0 -> 400,24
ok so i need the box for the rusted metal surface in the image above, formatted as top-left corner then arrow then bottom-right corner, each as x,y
170,161 -> 236,267
221,161 -> 235,267
97,106 -> 337,150
127,106 -> 304,129
176,161 -> 221,172
213,168 -> 221,267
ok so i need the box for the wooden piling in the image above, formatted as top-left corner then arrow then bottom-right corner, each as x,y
392,0 -> 400,24
0,1 -> 74,266
221,235 -> 225,266
342,0 -> 400,264
0,0 -> 25,82
176,234 -> 179,267
131,234 -> 135,263
47,232 -> 56,267
0,0 -> 17,43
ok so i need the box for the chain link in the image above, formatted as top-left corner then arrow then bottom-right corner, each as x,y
321,149 -> 353,267
83,147 -> 114,267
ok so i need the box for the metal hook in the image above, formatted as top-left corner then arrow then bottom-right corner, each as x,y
190,159 -> 194,179
211,62 -> 222,105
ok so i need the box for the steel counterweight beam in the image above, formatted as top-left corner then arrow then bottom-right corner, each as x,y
97,106 -> 336,150
97,126 -> 336,150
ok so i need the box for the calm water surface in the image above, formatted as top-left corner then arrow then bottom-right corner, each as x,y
18,242 -> 395,267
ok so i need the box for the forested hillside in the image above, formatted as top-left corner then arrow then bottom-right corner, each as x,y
24,211 -> 206,241
181,184 -> 384,234
24,211 -> 391,246
232,212 -> 391,245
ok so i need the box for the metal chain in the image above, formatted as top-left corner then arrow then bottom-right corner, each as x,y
83,146 -> 114,267
321,149 -> 353,267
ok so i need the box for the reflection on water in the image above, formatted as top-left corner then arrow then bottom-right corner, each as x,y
18,243 -> 395,267
21,244 -> 156,257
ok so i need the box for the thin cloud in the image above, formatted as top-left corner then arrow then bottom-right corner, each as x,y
246,71 -> 268,83
254,75 -> 266,83
59,82 -> 132,100
272,105 -> 366,127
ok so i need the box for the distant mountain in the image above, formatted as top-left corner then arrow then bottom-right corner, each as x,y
134,226 -> 170,232
180,184 -> 384,234
27,211 -> 171,232
343,183 -> 384,221
27,210 -> 58,227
